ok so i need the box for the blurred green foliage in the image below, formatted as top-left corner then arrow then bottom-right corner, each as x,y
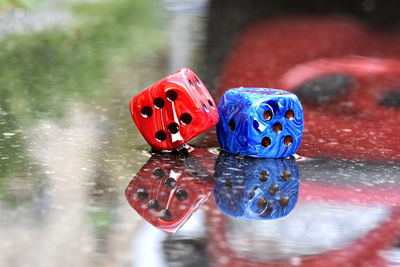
0,0 -> 164,118
0,0 -> 165,203
0,0 -> 37,9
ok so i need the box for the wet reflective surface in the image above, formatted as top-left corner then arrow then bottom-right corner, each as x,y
1,0 -> 400,266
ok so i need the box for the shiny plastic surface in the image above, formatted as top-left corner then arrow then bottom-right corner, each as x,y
217,87 -> 303,158
130,68 -> 219,151
213,152 -> 299,219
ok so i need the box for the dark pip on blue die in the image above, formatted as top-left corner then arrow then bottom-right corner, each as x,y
217,87 -> 304,158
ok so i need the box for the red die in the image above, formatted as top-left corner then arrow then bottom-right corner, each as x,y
129,68 -> 219,151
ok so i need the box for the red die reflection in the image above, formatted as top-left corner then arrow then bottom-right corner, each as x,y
219,17 -> 400,162
130,68 -> 219,151
125,147 -> 216,234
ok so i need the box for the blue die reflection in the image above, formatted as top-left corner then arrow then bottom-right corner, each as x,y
217,87 -> 304,158
213,152 -> 299,220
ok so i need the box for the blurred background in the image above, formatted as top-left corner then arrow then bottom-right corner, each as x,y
0,0 -> 400,266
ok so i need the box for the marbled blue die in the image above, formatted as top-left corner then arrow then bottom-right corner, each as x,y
217,87 -> 304,158
213,152 -> 299,220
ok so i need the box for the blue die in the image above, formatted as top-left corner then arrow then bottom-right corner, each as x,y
213,152 -> 299,220
217,87 -> 304,158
